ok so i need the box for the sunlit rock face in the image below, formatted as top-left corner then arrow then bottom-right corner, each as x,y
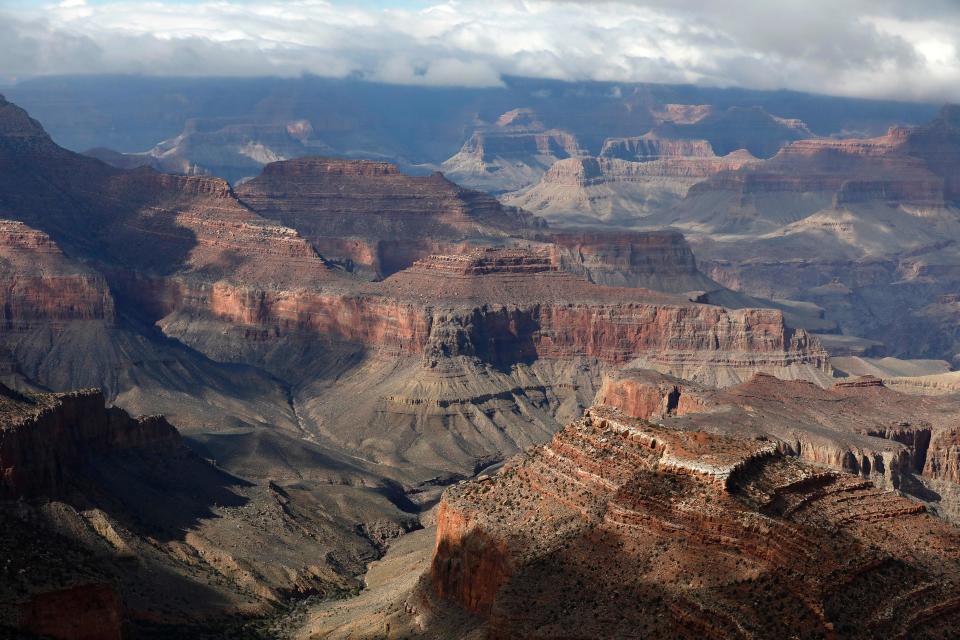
430,403 -> 960,639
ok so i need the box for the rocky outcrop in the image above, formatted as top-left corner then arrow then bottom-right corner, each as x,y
235,157 -> 541,277
0,385 -> 181,498
925,429 -> 960,485
0,221 -> 114,328
441,108 -> 586,193
428,405 -> 960,638
597,369 -> 713,420
539,229 -> 719,292
502,151 -> 757,224
598,370 -> 960,514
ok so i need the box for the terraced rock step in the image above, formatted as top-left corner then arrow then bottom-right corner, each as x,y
424,406 -> 960,639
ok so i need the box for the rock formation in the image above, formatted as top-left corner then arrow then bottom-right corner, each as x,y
538,229 -> 720,292
0,382 -> 419,636
85,117 -> 334,184
503,147 -> 757,224
441,108 -> 586,193
235,156 -> 541,277
599,369 -> 960,520
423,404 -> 960,638
0,221 -> 114,329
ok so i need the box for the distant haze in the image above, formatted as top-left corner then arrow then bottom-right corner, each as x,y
2,0 -> 959,103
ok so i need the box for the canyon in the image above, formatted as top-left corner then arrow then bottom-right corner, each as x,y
498,104 -> 960,366
0,384 -> 417,638
2,79 -> 960,640
305,371 -> 960,638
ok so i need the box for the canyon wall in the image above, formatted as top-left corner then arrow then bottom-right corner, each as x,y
597,369 -> 960,514
428,405 -> 960,638
0,385 -> 181,498
149,249 -> 830,386
0,221 -> 114,328
236,157 -> 540,277
541,229 -> 719,292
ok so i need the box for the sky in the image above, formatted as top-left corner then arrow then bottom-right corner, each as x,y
1,0 -> 959,102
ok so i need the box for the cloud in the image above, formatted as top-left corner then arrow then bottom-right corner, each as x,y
1,0 -> 959,101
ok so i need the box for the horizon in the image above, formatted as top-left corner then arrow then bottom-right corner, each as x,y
2,0 -> 959,104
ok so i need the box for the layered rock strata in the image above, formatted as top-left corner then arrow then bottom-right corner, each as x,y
163,248 -> 830,381
538,229 -> 720,292
235,156 -> 541,277
441,108 -> 586,193
0,221 -> 114,329
503,149 -> 757,224
599,369 -> 960,519
427,406 -> 960,638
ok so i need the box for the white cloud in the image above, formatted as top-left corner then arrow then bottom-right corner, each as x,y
1,0 -> 959,100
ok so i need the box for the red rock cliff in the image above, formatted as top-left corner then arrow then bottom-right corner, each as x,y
0,220 -> 114,328
0,385 -> 182,498
429,406 -> 960,638
153,249 -> 830,385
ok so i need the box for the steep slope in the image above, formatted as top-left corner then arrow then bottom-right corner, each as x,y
599,370 -> 960,520
0,384 -> 418,637
419,405 -> 960,639
235,156 -> 542,278
504,148 -> 757,224
440,108 -> 586,194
